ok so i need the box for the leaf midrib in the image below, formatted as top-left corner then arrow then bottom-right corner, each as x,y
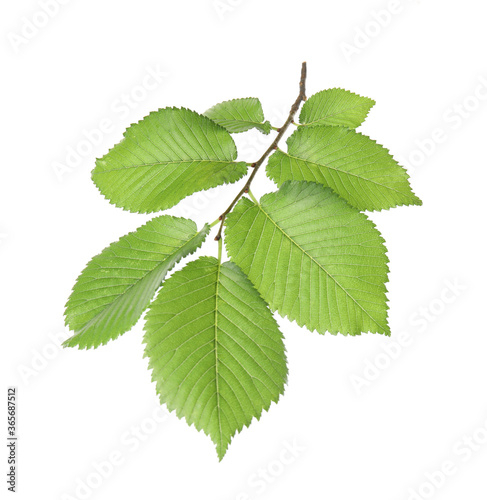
254,199 -> 388,332
213,259 -> 224,457
94,159 -> 245,174
70,226 -> 207,339
278,149 -> 409,199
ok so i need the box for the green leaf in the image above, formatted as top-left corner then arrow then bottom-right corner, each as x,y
204,97 -> 272,134
225,181 -> 390,336
64,216 -> 209,349
299,88 -> 375,128
143,256 -> 287,460
266,126 -> 422,211
92,107 -> 248,213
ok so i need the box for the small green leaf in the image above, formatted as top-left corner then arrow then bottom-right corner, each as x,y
266,125 -> 422,211
204,97 -> 272,134
299,88 -> 375,128
144,256 -> 287,460
64,216 -> 209,349
92,107 -> 248,213
225,181 -> 390,336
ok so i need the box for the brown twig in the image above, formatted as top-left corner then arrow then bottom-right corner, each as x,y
214,62 -> 307,241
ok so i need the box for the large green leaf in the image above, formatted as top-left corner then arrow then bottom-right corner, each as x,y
225,181 -> 390,336
204,97 -> 271,134
64,216 -> 209,349
92,107 -> 248,213
299,88 -> 375,128
144,256 -> 287,460
266,126 -> 422,211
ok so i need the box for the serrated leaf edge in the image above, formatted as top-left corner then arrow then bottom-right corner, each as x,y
63,219 -> 210,350
265,126 -> 423,212
225,182 -> 392,336
92,106 -> 248,214
204,97 -> 272,135
299,87 -> 376,128
142,257 -> 288,460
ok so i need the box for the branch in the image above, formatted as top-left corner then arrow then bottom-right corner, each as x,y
214,62 -> 307,241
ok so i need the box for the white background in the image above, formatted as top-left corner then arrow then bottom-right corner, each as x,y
1,1 -> 486,499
